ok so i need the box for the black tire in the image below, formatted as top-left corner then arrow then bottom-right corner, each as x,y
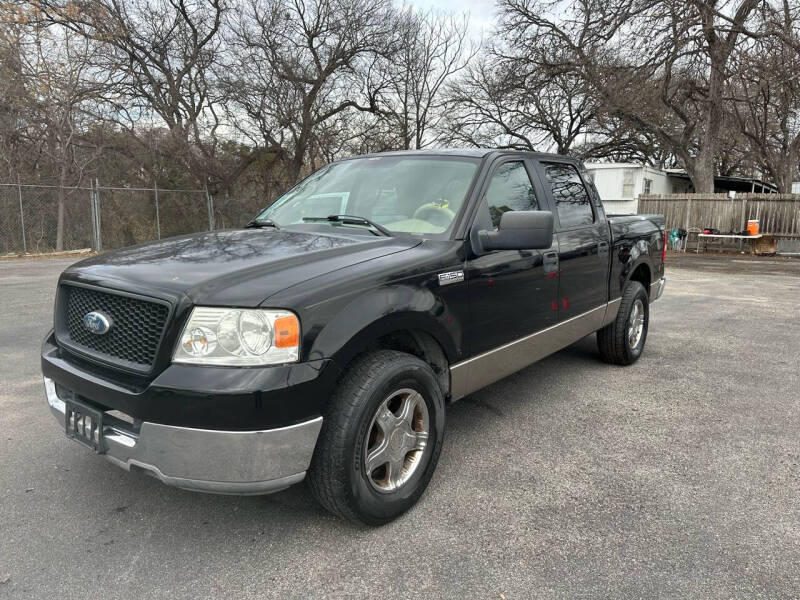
307,350 -> 445,526
597,281 -> 649,365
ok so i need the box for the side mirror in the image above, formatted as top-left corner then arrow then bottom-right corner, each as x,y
478,210 -> 554,251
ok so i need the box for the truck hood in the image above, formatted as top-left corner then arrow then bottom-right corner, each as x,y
61,228 -> 421,307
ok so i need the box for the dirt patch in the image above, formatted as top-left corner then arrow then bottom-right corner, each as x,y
0,248 -> 96,261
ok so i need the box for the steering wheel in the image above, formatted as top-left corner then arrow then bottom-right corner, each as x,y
413,202 -> 455,227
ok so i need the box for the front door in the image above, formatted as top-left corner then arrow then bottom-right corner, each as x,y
464,158 -> 560,357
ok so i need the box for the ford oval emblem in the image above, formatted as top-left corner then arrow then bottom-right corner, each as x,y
83,311 -> 113,335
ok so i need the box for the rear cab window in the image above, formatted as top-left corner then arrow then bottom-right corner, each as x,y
542,162 -> 595,229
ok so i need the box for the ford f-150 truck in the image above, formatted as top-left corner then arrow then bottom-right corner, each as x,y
42,149 -> 666,525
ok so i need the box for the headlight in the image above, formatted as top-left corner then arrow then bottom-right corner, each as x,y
173,308 -> 300,366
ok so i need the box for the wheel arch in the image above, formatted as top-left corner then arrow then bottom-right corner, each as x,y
627,262 -> 652,298
328,315 -> 455,399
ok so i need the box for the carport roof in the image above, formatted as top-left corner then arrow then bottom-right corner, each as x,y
665,170 -> 778,193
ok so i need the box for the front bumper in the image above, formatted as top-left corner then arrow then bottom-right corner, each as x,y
41,332 -> 339,431
44,377 -> 322,495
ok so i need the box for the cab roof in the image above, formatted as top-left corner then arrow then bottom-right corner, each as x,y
344,148 -> 578,162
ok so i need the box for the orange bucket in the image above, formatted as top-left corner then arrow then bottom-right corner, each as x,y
747,219 -> 760,236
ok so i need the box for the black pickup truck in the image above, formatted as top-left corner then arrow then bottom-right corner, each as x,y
42,149 -> 665,525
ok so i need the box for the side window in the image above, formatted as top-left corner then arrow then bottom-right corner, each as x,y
543,162 -> 594,228
484,161 -> 539,227
622,168 -> 635,197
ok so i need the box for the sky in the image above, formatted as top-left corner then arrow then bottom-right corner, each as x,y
403,0 -> 498,41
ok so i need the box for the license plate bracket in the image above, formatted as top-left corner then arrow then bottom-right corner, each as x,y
65,399 -> 104,453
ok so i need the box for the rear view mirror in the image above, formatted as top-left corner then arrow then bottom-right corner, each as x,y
478,210 -> 554,251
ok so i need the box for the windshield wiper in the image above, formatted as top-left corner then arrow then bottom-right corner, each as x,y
301,214 -> 393,237
245,218 -> 280,230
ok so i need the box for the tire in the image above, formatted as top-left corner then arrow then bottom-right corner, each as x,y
307,350 -> 445,526
597,281 -> 649,365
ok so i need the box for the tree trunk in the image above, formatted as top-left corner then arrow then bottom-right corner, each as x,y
690,148 -> 717,193
288,152 -> 304,185
400,108 -> 411,150
55,165 -> 68,251
690,48 -> 728,194
55,188 -> 65,251
778,149 -> 796,193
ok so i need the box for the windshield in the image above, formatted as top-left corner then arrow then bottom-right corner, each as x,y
254,156 -> 480,236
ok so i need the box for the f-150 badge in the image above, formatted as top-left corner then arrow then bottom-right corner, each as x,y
438,270 -> 465,285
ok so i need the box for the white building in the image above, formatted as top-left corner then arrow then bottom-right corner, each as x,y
584,162 -> 777,213
584,163 -> 684,214
792,182 -> 800,194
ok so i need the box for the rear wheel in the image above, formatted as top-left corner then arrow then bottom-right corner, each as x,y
308,350 -> 445,525
597,281 -> 649,365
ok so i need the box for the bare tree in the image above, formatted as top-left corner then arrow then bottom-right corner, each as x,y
576,115 -> 679,167
30,29 -> 111,249
375,8 -> 474,150
34,0 -> 237,191
444,42 -> 597,154
0,6 -> 110,249
223,0 -> 398,185
499,0 -> 761,192
5,0 -> 794,223
0,5 -> 29,181
730,0 -> 800,192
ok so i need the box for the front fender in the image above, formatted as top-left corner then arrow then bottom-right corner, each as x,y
307,283 -> 461,369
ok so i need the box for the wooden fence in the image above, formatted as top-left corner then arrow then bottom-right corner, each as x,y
638,194 -> 800,238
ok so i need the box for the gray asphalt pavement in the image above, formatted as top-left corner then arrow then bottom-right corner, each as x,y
0,254 -> 798,599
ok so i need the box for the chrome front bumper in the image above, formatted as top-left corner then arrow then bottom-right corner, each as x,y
44,377 -> 322,495
650,276 -> 666,302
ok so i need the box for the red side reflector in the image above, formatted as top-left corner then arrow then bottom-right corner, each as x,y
662,229 -> 667,262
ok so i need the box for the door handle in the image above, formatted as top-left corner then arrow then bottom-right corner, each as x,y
543,251 -> 559,274
598,241 -> 609,258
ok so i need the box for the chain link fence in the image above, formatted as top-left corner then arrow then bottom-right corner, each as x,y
0,182 -> 267,256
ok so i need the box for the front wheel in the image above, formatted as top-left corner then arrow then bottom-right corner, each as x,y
597,281 -> 649,365
307,350 -> 445,525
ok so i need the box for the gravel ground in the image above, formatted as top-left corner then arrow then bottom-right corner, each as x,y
0,254 -> 798,599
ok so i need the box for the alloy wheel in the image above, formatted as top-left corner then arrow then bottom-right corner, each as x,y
628,298 -> 645,349
363,388 -> 429,493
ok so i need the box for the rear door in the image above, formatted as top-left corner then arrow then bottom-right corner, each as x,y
535,160 -> 611,320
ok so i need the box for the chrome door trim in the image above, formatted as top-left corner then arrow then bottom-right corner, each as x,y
450,303 -> 610,400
